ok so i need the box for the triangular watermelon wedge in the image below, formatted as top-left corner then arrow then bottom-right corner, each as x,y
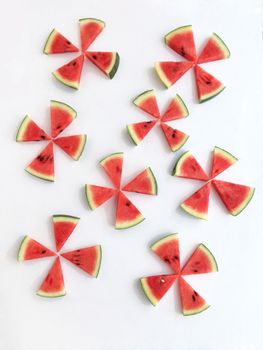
151,234 -> 180,274
212,180 -> 255,216
155,61 -> 193,88
50,100 -> 77,138
115,192 -> 145,229
211,146 -> 238,178
172,151 -> 209,181
140,274 -> 178,306
127,121 -> 157,145
53,54 -> 84,89
25,142 -> 54,182
181,182 -> 211,220
162,94 -> 189,122
122,167 -> 158,195
37,257 -> 66,298
43,29 -> 79,54
100,153 -> 123,189
85,184 -> 117,210
54,135 -> 87,160
160,123 -> 189,152
194,65 -> 225,103
18,236 -> 55,261
16,116 -> 50,142
181,244 -> 218,275
85,52 -> 120,79
179,277 -> 210,315
165,25 -> 197,61
133,90 -> 160,118
198,33 -> 230,64
79,18 -> 105,52
61,245 -> 102,277
53,215 -> 80,252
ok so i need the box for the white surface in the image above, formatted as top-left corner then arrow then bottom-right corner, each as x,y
0,0 -> 263,349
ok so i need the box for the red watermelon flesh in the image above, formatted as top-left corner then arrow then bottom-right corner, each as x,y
165,25 -> 196,61
127,121 -> 157,145
53,54 -> 84,89
53,215 -> 79,252
54,135 -> 86,160
37,257 -> 65,297
182,244 -> 218,275
85,185 -> 117,210
79,18 -> 105,52
211,146 -> 237,178
100,153 -> 123,189
194,65 -> 225,103
61,245 -> 102,277
141,274 -> 178,306
115,191 -> 144,229
122,167 -> 157,195
179,277 -> 209,315
173,151 -> 209,181
212,180 -> 255,216
85,52 -> 119,79
155,61 -> 193,88
50,101 -> 77,138
160,123 -> 189,152
133,90 -> 160,118
151,234 -> 180,274
18,236 -> 55,261
16,116 -> 50,142
43,29 -> 79,54
181,182 -> 211,220
198,33 -> 230,64
162,94 -> 189,122
26,142 -> 54,182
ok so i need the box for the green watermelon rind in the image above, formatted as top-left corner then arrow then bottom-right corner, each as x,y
180,200 -> 208,220
25,166 -> 54,182
79,17 -> 105,27
69,134 -> 87,161
133,90 -> 155,106
168,131 -> 189,152
108,52 -> 120,79
126,124 -> 140,146
99,152 -> 123,166
115,214 -> 145,230
85,184 -> 96,210
146,167 -> 158,195
171,150 -> 191,176
16,115 -> 31,142
36,284 -> 66,298
140,277 -> 158,306
50,100 -> 77,120
43,28 -> 56,54
52,70 -> 80,90
93,245 -> 102,278
164,25 -> 193,45
174,94 -> 189,118
199,85 -> 225,103
211,33 -> 231,58
183,302 -> 210,316
154,62 -> 171,88
151,233 -> 179,252
17,235 -> 30,261
212,146 -> 238,176
53,214 -> 80,223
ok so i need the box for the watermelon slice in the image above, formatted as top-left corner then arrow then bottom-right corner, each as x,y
85,185 -> 117,210
85,52 -> 119,79
122,167 -> 158,195
79,18 -> 105,52
211,146 -> 238,178
212,180 -> 255,216
194,65 -> 225,103
53,215 -> 79,252
151,234 -> 180,274
181,182 -> 211,220
133,90 -> 160,118
198,33 -> 230,64
100,152 -> 123,189
161,94 -> 189,122
155,61 -> 193,88
16,116 -> 50,142
165,25 -> 196,61
127,121 -> 157,145
37,257 -> 66,298
54,135 -> 86,160
25,142 -> 54,182
43,29 -> 79,54
140,274 -> 177,306
160,123 -> 189,152
18,236 -> 55,261
53,54 -> 84,89
182,244 -> 218,275
115,191 -> 145,229
61,245 -> 102,277
179,277 -> 209,315
172,151 -> 209,181
50,100 -> 77,138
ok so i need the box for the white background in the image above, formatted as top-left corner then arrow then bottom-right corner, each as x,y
0,0 -> 262,349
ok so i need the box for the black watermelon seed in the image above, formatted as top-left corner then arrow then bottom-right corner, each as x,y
126,201 -> 131,207
73,62 -> 77,66
93,55 -> 97,60
193,269 -> 198,273
66,41 -> 71,45
180,46 -> 185,56
173,255 -> 178,260
194,291 -> 198,296
164,258 -> 170,263
192,294 -> 196,302
172,133 -> 176,138
41,250 -> 46,254
77,249 -> 80,252
40,135 -> 46,139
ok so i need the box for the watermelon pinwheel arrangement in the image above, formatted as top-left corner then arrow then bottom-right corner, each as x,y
155,25 -> 230,102
44,18 -> 120,89
85,152 -> 158,229
18,215 -> 102,297
127,90 -> 190,152
140,234 -> 218,315
172,147 -> 255,219
16,100 -> 87,182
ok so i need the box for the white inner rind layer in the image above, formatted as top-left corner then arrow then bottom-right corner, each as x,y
154,63 -> 171,88
25,166 -> 54,182
183,302 -> 210,316
198,244 -> 218,272
140,278 -> 158,306
200,85 -> 225,102
115,214 -> 145,230
232,187 -> 255,216
133,90 -> 155,107
51,100 -> 77,119
52,70 -> 79,90
165,25 -> 192,43
211,33 -> 231,58
151,233 -> 179,252
17,235 -> 30,261
181,202 -> 208,220
173,151 -> 191,176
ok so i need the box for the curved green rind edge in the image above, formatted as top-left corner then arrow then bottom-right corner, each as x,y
99,152 -> 124,164
109,53 -> 120,79
147,167 -> 158,195
52,71 -> 79,90
115,216 -> 145,230
231,187 -> 255,216
214,146 -> 238,163
17,235 -> 28,261
84,184 -> 96,210
16,115 -> 29,141
183,303 -> 210,316
164,25 -> 193,44
171,150 -> 190,176
154,63 -> 170,89
126,124 -> 139,146
36,290 -> 66,298
52,214 -> 80,221
79,18 -> 105,26
43,28 -> 56,54
176,94 -> 189,117
140,278 -> 157,306
199,244 -> 219,272
25,168 -> 54,182
50,100 -> 77,119
199,86 -> 226,103
132,90 -> 154,105
74,134 -> 87,160
180,202 -> 208,220
170,134 -> 189,152
94,245 -> 102,278
212,33 -> 231,58
150,233 -> 179,251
